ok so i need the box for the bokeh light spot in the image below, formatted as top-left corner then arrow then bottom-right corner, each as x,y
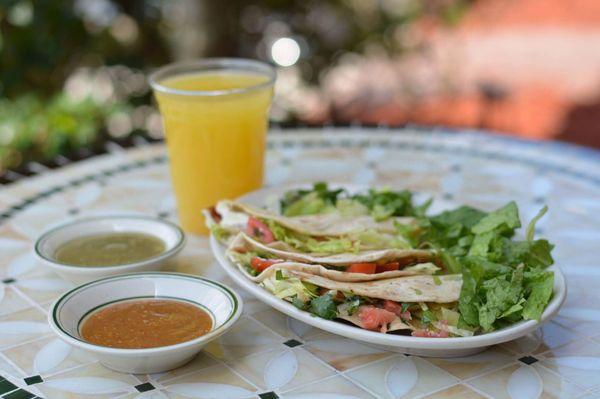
271,37 -> 301,67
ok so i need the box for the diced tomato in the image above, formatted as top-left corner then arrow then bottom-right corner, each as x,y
383,299 -> 412,320
358,306 -> 397,332
250,257 -> 282,273
245,217 -> 275,243
382,300 -> 411,320
411,329 -> 449,338
383,300 -> 403,315
400,310 -> 412,321
347,263 -> 377,274
376,262 -> 400,273
334,291 -> 346,301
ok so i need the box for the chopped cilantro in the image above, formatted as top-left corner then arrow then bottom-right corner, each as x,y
310,293 -> 338,320
292,296 -> 308,310
345,297 -> 362,315
276,270 -> 285,281
421,309 -> 437,324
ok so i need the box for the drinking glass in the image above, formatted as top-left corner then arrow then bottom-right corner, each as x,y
150,59 -> 276,235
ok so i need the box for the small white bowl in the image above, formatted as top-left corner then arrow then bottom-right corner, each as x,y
48,272 -> 243,373
35,216 -> 186,284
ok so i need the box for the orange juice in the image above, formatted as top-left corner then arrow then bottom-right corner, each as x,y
152,64 -> 274,235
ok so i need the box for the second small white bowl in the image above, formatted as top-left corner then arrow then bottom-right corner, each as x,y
35,215 -> 186,284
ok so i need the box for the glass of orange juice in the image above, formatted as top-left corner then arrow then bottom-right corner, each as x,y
149,59 -> 275,235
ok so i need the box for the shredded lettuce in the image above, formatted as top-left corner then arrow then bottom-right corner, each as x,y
228,251 -> 263,276
477,264 -> 525,331
211,224 -> 232,243
414,200 -> 555,333
431,206 -> 486,229
522,269 -> 554,320
350,229 -> 411,250
468,231 -> 495,257
281,183 -> 344,216
351,188 -> 430,220
261,272 -> 316,303
393,221 -> 421,248
500,298 -> 526,319
457,259 -> 483,327
267,218 -> 410,254
526,205 -> 548,241
471,201 -> 521,235
430,307 -> 474,336
440,307 -> 460,326
266,219 -> 356,254
404,262 -> 440,274
304,238 -> 356,254
283,191 -> 337,217
336,198 -> 370,217
421,309 -> 437,324
282,183 -> 430,220
433,321 -> 474,337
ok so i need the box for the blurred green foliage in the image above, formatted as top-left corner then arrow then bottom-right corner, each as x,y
0,0 -> 170,170
0,0 -> 472,172
0,94 -> 129,169
238,0 -> 471,84
0,0 -> 169,97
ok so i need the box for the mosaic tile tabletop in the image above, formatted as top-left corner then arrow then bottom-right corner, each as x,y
0,128 -> 599,399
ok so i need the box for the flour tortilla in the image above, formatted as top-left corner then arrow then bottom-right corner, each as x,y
234,259 -> 440,284
229,232 -> 432,266
211,200 -> 415,237
227,232 -> 438,282
273,269 -> 462,303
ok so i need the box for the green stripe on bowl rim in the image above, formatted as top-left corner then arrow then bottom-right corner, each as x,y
51,272 -> 239,352
35,215 -> 186,269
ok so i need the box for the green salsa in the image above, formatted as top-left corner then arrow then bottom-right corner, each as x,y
54,232 -> 166,267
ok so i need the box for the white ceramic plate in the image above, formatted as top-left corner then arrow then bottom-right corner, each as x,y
210,183 -> 567,357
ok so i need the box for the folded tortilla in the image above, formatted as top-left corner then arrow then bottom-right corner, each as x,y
230,232 -> 432,265
227,232 -> 439,282
238,260 -> 440,284
270,268 -> 462,303
209,200 -> 415,237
